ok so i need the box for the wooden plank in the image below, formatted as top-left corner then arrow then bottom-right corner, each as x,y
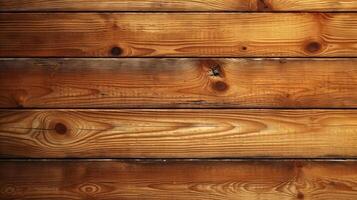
1,58 -> 356,108
1,160 -> 357,199
267,0 -> 357,11
1,13 -> 357,57
0,0 -> 256,12
1,0 -> 357,11
0,109 -> 356,158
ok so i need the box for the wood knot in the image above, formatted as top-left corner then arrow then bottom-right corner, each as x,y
54,123 -> 67,134
212,81 -> 228,92
297,192 -> 304,199
305,41 -> 322,54
257,0 -> 272,11
1,184 -> 16,195
110,46 -> 122,56
79,183 -> 101,194
210,64 -> 222,77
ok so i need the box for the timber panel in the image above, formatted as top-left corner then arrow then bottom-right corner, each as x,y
1,0 -> 357,11
1,160 -> 357,199
1,1 -> 357,199
0,109 -> 356,158
1,13 -> 357,57
1,58 -> 356,108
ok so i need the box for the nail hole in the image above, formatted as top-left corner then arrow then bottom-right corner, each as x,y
110,46 -> 122,56
54,123 -> 67,134
241,46 -> 247,51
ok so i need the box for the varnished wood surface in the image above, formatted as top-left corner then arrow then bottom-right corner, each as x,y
1,58 -> 356,108
1,1 -> 356,199
1,160 -> 357,199
1,0 -> 357,11
0,0 -> 254,12
267,0 -> 357,11
1,109 -> 357,158
1,13 -> 357,57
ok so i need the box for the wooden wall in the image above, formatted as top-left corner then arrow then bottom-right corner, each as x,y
0,1 -> 357,199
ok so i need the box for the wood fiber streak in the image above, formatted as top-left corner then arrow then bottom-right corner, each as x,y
1,13 -> 357,57
0,109 -> 356,158
0,58 -> 356,108
1,0 -> 357,11
1,161 -> 357,199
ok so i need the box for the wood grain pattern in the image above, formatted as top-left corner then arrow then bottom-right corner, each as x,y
1,160 -> 357,199
1,58 -> 356,108
268,0 -> 357,11
1,13 -> 357,57
0,0 -> 255,11
0,109 -> 357,158
1,0 -> 357,11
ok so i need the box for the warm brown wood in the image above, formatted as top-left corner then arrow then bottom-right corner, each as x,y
1,160 -> 357,199
1,0 -> 357,11
0,0 -> 256,11
1,13 -> 357,57
1,109 -> 357,158
267,0 -> 357,11
1,58 -> 356,108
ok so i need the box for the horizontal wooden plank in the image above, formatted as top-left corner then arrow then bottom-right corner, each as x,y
1,58 -> 356,108
1,0 -> 357,11
0,0 -> 254,11
1,160 -> 357,199
1,13 -> 357,57
268,0 -> 357,11
1,109 -> 356,158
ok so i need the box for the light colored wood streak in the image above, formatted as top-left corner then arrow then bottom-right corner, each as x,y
0,58 -> 356,108
1,161 -> 357,199
1,0 -> 357,11
1,13 -> 357,57
0,109 -> 356,158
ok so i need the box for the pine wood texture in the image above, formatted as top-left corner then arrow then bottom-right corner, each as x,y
1,58 -> 356,108
1,160 -> 357,199
1,13 -> 357,57
1,109 -> 356,158
1,0 -> 357,11
1,0 -> 357,199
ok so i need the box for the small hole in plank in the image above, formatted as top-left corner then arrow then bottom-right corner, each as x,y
110,46 -> 123,56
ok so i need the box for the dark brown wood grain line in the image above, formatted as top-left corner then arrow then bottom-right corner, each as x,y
1,13 -> 357,57
1,0 -> 357,11
0,58 -> 356,108
1,160 -> 357,199
0,109 -> 356,158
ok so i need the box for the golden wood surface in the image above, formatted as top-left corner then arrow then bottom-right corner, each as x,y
1,109 -> 356,158
1,0 -> 357,11
1,160 -> 357,199
1,13 -> 357,57
1,58 -> 356,108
